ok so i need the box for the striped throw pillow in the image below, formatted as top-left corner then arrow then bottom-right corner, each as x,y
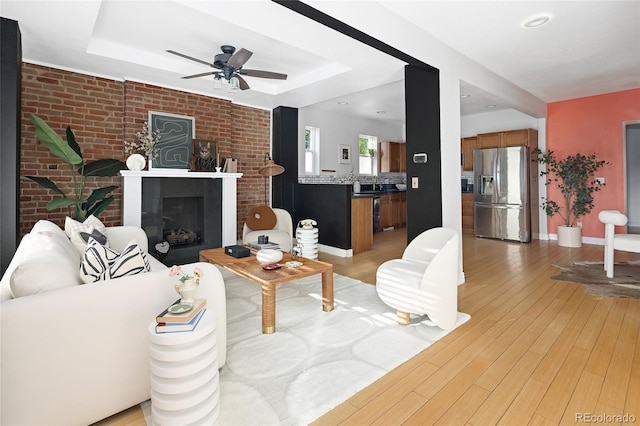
80,237 -> 150,283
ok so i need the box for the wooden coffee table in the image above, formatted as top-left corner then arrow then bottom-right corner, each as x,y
199,248 -> 334,334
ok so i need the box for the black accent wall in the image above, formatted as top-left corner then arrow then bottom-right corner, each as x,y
405,65 -> 443,243
293,184 -> 352,250
271,106 -> 298,214
0,18 -> 22,275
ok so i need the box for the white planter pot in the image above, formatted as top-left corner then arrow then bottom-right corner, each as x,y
557,225 -> 582,248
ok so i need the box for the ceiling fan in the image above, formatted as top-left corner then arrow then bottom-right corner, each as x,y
167,45 -> 287,90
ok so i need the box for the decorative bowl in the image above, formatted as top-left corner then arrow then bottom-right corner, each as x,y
396,184 -> 407,191
256,249 -> 283,265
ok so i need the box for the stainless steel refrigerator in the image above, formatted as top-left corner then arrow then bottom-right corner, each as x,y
474,146 -> 531,242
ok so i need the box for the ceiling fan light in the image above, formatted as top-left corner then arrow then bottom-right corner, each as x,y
229,76 -> 240,90
213,76 -> 222,89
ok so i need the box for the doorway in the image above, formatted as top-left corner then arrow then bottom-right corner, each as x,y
625,121 -> 640,234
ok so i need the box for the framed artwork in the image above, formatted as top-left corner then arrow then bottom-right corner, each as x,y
339,144 -> 352,164
191,139 -> 219,172
148,111 -> 195,170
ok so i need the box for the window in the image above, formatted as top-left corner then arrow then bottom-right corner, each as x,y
304,126 -> 320,174
358,134 -> 378,175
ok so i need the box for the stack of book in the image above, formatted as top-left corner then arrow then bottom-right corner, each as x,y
155,298 -> 207,333
247,241 -> 281,251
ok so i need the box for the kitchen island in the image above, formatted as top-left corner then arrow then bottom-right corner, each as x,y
293,183 -> 405,256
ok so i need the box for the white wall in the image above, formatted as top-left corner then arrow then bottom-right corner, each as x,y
298,107 -> 405,176
461,109 -> 541,138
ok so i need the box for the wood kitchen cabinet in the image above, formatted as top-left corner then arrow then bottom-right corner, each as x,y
351,197 -> 373,254
462,193 -> 474,231
399,192 -> 406,227
379,141 -> 406,173
476,129 -> 538,149
461,136 -> 477,171
379,192 -> 406,229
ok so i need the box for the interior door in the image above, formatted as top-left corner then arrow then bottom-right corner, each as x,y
625,122 -> 640,233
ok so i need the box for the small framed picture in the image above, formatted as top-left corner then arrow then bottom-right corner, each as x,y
339,144 -> 351,164
191,139 -> 219,172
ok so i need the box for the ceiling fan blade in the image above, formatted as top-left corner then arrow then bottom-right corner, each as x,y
236,75 -> 250,90
239,69 -> 287,80
182,71 -> 216,79
167,50 -> 212,67
227,48 -> 253,69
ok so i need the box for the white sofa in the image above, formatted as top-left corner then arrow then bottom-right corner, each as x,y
0,220 -> 227,426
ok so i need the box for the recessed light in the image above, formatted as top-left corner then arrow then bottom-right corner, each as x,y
376,110 -> 386,114
484,104 -> 496,109
461,94 -> 471,99
338,101 -> 349,105
522,14 -> 551,28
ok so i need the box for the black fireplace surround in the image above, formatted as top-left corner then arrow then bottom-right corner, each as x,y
142,178 -> 222,265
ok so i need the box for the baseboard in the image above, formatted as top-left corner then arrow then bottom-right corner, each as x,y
319,244 -> 353,258
582,236 -> 604,246
546,233 -> 604,246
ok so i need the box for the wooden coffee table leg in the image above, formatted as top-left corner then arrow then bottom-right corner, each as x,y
262,283 -> 276,334
322,270 -> 334,312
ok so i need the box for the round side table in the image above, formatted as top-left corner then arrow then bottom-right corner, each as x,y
148,309 -> 219,425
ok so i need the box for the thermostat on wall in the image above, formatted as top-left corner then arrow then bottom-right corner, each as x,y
413,153 -> 428,163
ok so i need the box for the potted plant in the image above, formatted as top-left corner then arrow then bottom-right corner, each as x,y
534,148 -> 608,247
21,113 -> 126,221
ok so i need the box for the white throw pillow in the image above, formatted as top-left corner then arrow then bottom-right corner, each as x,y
80,238 -> 150,283
65,215 -> 109,255
31,219 -> 80,263
10,261 -> 79,298
9,231 -> 81,298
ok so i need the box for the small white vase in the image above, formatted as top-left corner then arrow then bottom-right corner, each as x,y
126,154 -> 145,171
175,278 -> 198,303
557,225 -> 582,248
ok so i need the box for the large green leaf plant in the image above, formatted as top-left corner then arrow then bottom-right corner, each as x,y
534,148 -> 608,227
21,113 -> 125,221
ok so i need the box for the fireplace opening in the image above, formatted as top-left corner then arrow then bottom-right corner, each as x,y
142,178 -> 222,265
162,197 -> 203,247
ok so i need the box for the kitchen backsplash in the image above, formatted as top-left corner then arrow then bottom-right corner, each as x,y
299,173 -> 406,185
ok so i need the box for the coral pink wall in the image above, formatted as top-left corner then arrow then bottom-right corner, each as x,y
546,88 -> 640,238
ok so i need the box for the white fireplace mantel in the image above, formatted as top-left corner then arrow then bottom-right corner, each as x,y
120,170 -> 243,246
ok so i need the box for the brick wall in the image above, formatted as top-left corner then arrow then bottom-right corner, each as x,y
20,64 -> 124,235
231,104 -> 272,236
20,63 -> 270,239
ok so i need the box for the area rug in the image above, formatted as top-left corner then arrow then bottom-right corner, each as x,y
143,269 -> 470,425
551,260 -> 640,298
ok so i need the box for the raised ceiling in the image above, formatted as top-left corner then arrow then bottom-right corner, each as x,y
2,1 -> 639,124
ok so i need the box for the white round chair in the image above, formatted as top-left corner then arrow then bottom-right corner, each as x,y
242,207 -> 294,252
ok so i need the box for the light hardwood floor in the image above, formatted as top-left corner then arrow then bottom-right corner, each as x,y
95,229 -> 640,425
